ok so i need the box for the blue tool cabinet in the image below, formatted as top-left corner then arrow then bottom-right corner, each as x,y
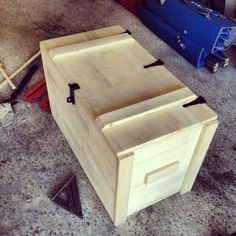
139,0 -> 236,71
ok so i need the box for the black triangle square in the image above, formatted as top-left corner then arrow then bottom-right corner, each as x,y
51,175 -> 83,218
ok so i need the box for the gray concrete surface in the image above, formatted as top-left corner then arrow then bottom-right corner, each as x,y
0,1 -> 235,235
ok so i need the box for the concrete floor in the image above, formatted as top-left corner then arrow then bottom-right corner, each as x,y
0,1 -> 236,235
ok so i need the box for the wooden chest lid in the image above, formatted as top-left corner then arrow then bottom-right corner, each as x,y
48,32 -> 184,117
42,26 -> 218,156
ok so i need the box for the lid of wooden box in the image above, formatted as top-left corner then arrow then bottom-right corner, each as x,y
45,26 -> 218,156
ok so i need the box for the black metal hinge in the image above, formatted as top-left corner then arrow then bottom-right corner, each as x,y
144,59 -> 165,68
183,96 -> 207,108
67,83 -> 80,105
121,30 -> 131,35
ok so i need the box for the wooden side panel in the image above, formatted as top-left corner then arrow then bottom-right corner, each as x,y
40,27 -> 127,220
45,70 -> 117,219
114,153 -> 134,225
180,120 -> 219,194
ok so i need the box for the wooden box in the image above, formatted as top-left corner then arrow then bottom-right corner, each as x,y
40,26 -> 218,225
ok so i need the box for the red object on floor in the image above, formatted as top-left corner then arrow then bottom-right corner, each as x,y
39,97 -> 50,112
21,79 -> 50,112
22,79 -> 46,102
26,85 -> 47,103
115,0 -> 144,15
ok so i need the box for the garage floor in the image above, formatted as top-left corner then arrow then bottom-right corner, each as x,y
0,1 -> 236,235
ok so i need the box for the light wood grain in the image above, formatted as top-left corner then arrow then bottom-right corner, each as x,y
144,161 -> 179,186
180,120 -> 219,194
50,33 -> 184,116
49,33 -> 133,60
40,25 -> 218,225
96,87 -> 196,130
40,26 -> 125,220
0,66 -> 16,89
102,103 -> 217,156
114,152 -> 134,225
128,124 -> 202,215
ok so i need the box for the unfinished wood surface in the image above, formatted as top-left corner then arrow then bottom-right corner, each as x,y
180,120 -> 219,194
49,33 -> 133,60
45,69 -> 117,219
40,26 -> 126,220
41,25 -> 125,52
40,25 -> 219,225
114,152 -> 134,225
128,124 -> 203,215
103,103 -> 217,156
130,124 -> 203,188
49,32 -> 184,117
144,161 -> 179,186
96,87 -> 196,130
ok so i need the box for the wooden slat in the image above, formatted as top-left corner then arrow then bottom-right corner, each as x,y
114,152 -> 134,225
49,33 -> 133,60
0,66 -> 16,89
0,51 -> 40,89
9,51 -> 41,79
180,120 -> 219,194
185,103 -> 218,124
144,161 -> 179,186
96,87 -> 197,130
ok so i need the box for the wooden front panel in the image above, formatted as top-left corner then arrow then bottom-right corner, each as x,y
128,124 -> 203,215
